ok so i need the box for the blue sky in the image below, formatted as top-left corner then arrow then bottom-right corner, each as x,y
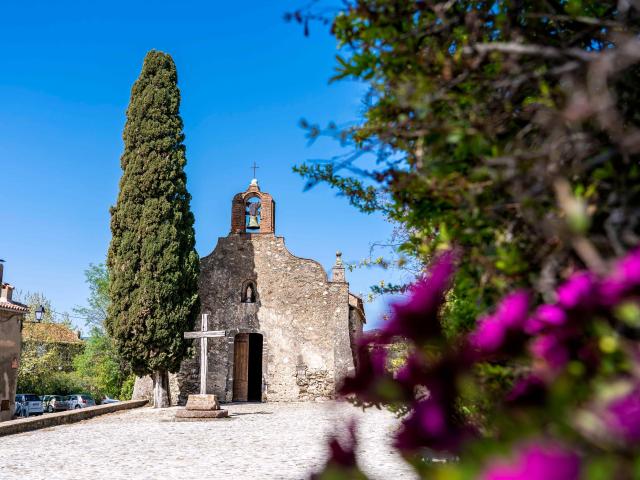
0,1 -> 406,332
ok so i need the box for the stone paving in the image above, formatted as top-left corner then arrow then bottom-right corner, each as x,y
0,402 -> 417,480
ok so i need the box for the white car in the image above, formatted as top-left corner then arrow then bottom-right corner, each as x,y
100,397 -> 120,404
15,394 -> 44,416
65,394 -> 96,409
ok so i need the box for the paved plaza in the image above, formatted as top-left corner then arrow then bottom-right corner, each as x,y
0,402 -> 416,480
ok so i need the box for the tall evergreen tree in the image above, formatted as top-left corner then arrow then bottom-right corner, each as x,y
106,50 -> 199,408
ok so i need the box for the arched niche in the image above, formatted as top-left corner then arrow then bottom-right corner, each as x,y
241,279 -> 257,303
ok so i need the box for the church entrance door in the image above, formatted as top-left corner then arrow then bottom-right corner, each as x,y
233,333 -> 263,402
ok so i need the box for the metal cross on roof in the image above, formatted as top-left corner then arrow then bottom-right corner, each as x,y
251,161 -> 259,178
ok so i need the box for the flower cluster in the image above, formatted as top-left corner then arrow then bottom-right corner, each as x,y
481,442 -> 581,480
313,248 -> 640,479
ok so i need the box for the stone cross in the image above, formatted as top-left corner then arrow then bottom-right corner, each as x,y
184,314 -> 225,395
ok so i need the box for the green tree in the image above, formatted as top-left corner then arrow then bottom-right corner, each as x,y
72,332 -> 127,399
15,291 -> 58,325
15,293 -> 84,395
73,263 -> 135,400
288,1 -> 640,335
73,263 -> 110,332
106,50 -> 200,408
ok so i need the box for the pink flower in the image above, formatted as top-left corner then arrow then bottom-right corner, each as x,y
617,248 -> 640,286
556,272 -> 596,309
394,394 -> 473,453
598,279 -> 627,306
524,305 -> 567,335
470,291 -> 529,354
395,353 -> 429,398
606,386 -> 640,445
530,334 -> 569,372
382,251 -> 456,343
325,423 -> 358,468
506,374 -> 547,405
311,423 -> 364,479
600,248 -> 640,305
482,442 -> 580,480
339,340 -> 390,402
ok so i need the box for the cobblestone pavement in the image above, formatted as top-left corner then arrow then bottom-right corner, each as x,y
0,402 -> 417,480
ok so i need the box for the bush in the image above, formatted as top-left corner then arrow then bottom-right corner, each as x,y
313,249 -> 640,479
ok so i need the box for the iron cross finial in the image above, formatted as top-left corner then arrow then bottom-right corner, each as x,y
251,161 -> 259,178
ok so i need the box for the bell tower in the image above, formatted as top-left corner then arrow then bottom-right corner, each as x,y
231,178 -> 275,234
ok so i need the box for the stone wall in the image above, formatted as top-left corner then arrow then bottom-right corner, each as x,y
0,312 -> 22,422
131,372 -> 181,406
0,400 -> 148,437
177,233 -> 353,403
348,295 -> 366,371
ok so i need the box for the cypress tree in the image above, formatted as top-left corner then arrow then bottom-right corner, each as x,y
106,50 -> 199,408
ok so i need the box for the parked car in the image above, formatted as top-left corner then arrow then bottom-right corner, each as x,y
65,394 -> 96,409
42,395 -> 67,413
15,394 -> 44,416
100,397 -> 120,405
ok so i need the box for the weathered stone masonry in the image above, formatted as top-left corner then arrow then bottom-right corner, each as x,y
0,264 -> 29,422
134,179 -> 365,404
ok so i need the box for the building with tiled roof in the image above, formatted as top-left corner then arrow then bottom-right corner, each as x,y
22,322 -> 84,345
21,320 -> 85,374
0,263 -> 29,422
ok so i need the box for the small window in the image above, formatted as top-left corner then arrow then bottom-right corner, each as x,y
241,280 -> 257,303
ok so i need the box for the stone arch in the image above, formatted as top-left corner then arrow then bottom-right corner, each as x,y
230,183 -> 275,234
245,196 -> 261,230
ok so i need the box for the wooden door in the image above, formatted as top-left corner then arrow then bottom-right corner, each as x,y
233,334 -> 249,401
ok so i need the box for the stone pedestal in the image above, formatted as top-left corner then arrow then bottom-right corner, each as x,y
175,394 -> 228,421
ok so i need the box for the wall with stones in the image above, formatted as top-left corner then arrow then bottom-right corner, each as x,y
131,372 -> 181,406
0,313 -> 22,421
177,233 -> 353,403
348,296 -> 366,371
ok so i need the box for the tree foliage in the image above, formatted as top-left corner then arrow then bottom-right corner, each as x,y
73,263 -> 110,332
106,50 -> 200,403
72,331 -> 132,399
289,2 -> 640,478
15,291 -> 67,326
17,270 -> 134,400
314,249 -> 640,479
17,341 -> 79,395
72,263 -> 135,400
289,0 -> 640,335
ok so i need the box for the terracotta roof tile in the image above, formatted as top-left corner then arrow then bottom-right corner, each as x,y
0,300 -> 29,313
22,322 -> 84,344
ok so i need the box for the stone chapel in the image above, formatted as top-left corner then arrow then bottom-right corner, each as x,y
133,178 -> 366,404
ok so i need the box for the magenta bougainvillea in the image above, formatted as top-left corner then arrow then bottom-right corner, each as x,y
313,249 -> 640,479
481,443 -> 581,480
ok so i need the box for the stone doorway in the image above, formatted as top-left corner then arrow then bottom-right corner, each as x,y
232,333 -> 263,402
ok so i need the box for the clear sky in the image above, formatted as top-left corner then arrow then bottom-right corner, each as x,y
0,0 -> 406,332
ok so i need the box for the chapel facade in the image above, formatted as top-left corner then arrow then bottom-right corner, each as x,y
165,179 -> 364,403
172,179 -> 366,403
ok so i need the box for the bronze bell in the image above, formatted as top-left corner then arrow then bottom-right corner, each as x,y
247,216 -> 260,229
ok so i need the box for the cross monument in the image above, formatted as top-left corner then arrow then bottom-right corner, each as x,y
183,313 -> 225,395
176,314 -> 229,420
